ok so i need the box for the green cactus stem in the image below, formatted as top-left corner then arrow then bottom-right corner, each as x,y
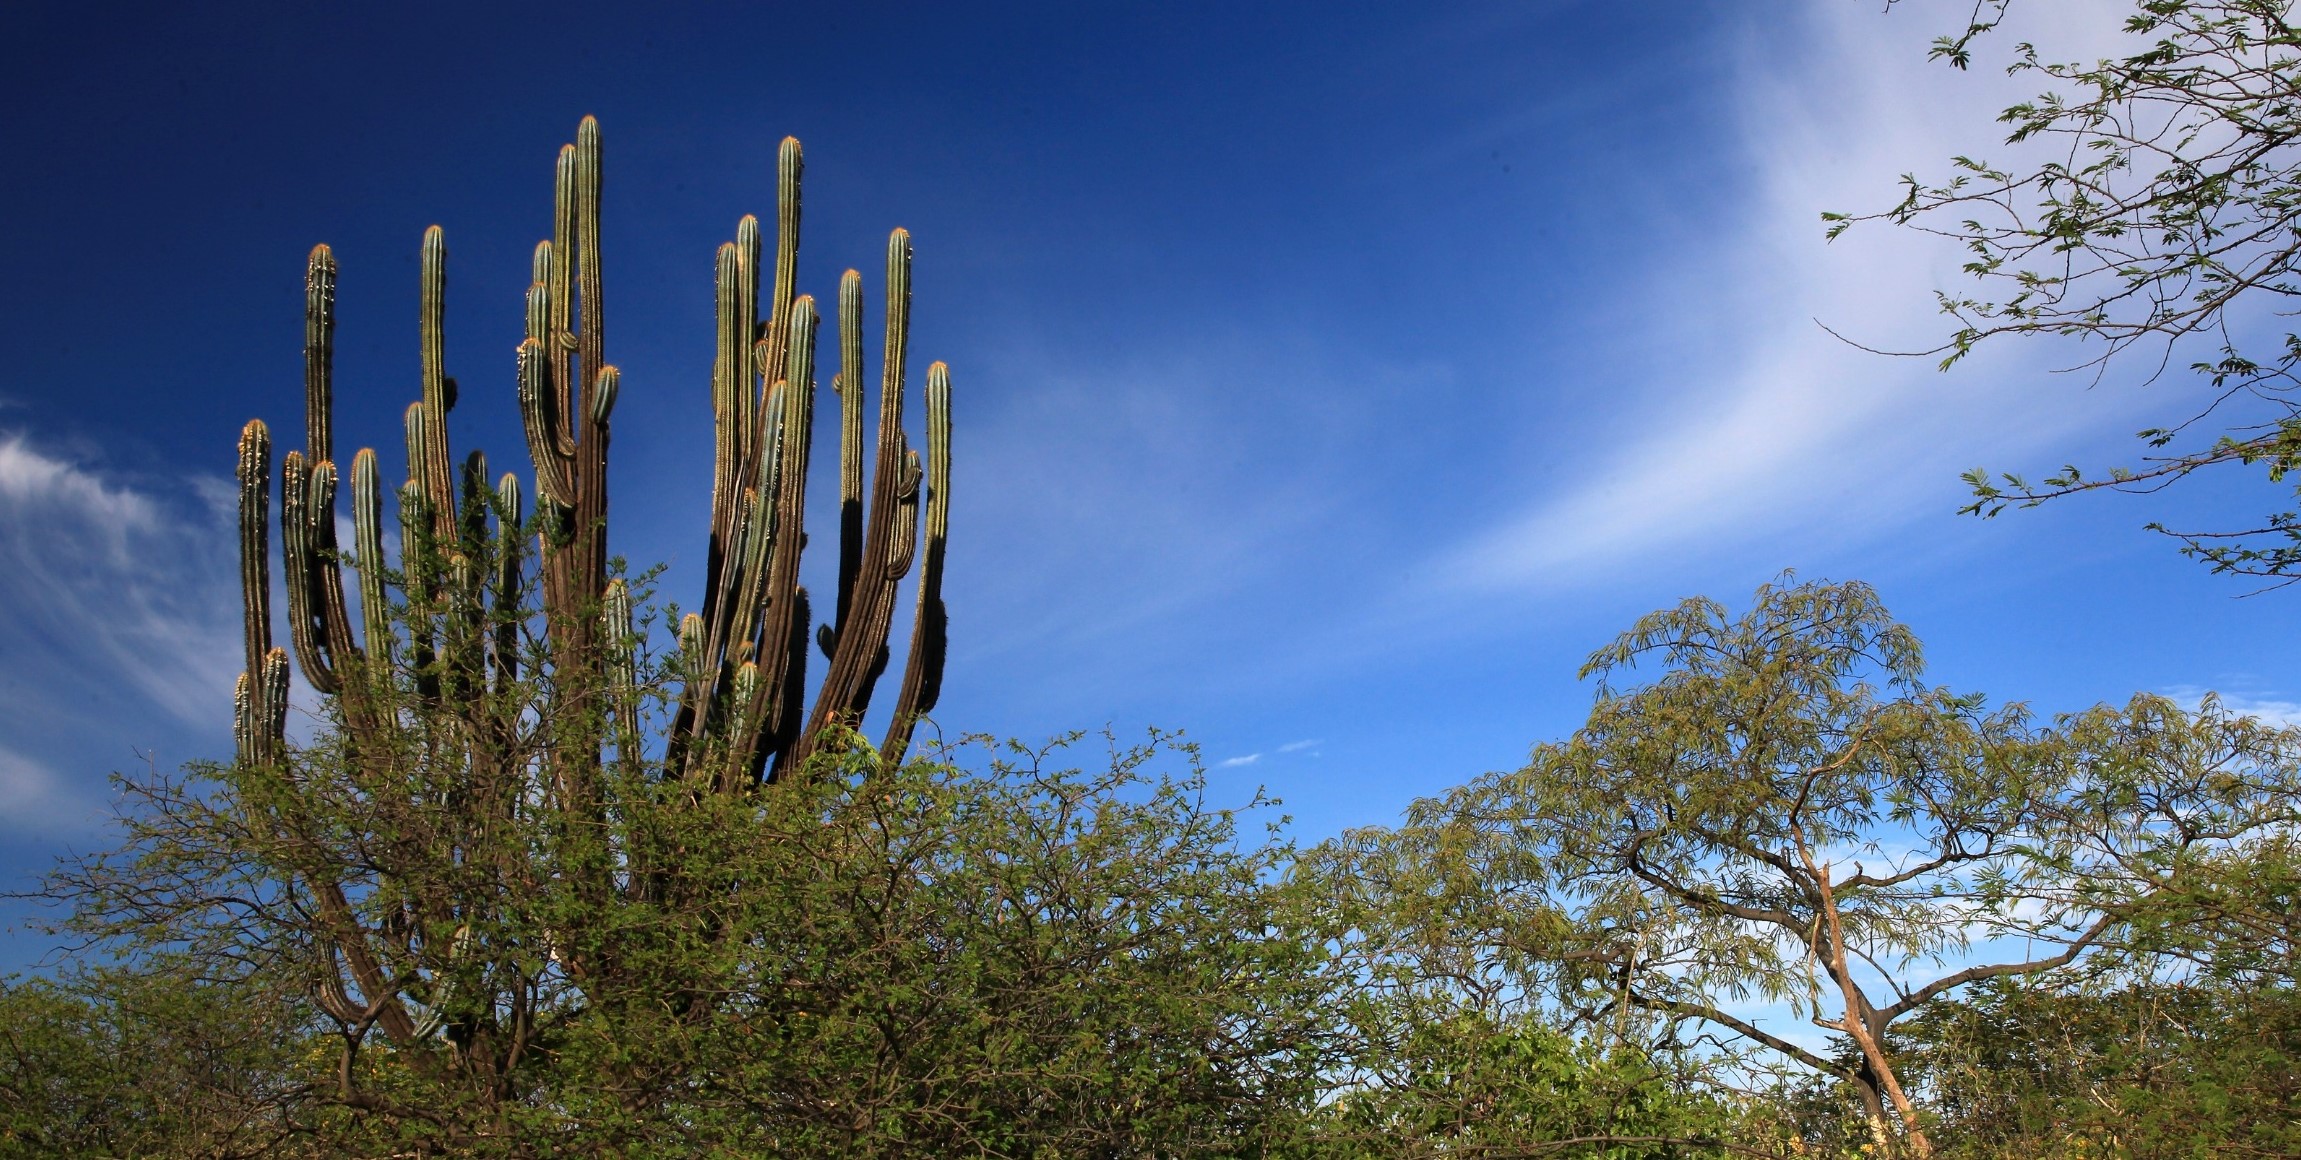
824,267 -> 867,658
305,245 -> 337,464
352,449 -> 390,664
517,339 -> 575,507
735,214 -> 762,462
418,226 -> 455,537
236,421 -> 281,767
282,450 -> 339,694
797,228 -> 917,767
710,239 -> 744,554
239,421 -> 273,685
603,576 -> 635,730
493,472 -> 524,695
881,362 -> 951,767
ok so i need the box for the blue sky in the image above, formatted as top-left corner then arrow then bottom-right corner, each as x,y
3,0 -> 2295,968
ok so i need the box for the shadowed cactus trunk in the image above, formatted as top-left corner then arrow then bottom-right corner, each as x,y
228,116 -> 957,1060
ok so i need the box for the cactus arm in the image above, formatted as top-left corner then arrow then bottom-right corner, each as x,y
351,449 -> 391,665
418,227 -> 455,536
238,421 -> 274,690
517,338 -> 576,506
747,296 -> 818,775
757,139 -> 802,431
730,139 -> 802,566
258,646 -> 290,764
603,576 -> 636,742
734,214 -> 761,470
799,229 -> 914,764
573,119 -> 612,618
575,117 -> 605,417
310,461 -> 360,664
400,478 -> 440,706
707,239 -> 742,594
493,472 -> 524,696
551,144 -> 577,433
882,363 -> 951,766
232,672 -> 255,767
826,267 -> 866,656
305,246 -> 337,464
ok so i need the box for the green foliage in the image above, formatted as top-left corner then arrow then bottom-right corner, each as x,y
1805,975 -> 2301,1159
1852,2 -> 2301,579
1313,576 -> 2301,1156
1310,1010 -> 1766,1159
0,969 -> 316,1159
37,721 -> 1334,1156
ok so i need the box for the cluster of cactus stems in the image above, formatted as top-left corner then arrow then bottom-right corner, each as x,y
229,117 -> 951,1036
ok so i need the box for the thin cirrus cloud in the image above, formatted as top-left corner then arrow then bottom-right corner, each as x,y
0,433 -> 237,827
1436,0 -> 2145,595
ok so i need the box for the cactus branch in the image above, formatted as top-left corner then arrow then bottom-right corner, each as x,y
882,362 -> 951,766
418,226 -> 454,536
828,267 -> 866,656
304,245 -> 337,464
798,229 -> 914,767
351,449 -> 390,665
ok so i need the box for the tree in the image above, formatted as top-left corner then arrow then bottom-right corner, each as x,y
1314,577 -> 2301,1157
1839,1 -> 2301,580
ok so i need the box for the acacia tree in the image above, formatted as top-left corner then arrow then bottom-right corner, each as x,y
1841,1 -> 2301,579
1315,577 -> 2301,1157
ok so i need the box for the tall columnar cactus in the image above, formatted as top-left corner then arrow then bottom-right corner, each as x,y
229,116 -> 956,1049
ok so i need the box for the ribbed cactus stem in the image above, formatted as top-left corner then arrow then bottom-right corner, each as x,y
798,230 -> 914,765
604,576 -> 635,731
352,449 -> 390,663
282,452 -> 350,695
719,294 -> 818,782
888,450 -> 921,573
493,472 -> 524,693
233,672 -> 255,767
418,226 -> 454,532
551,145 -> 576,367
735,214 -> 761,464
828,267 -> 866,652
518,339 -> 576,507
281,450 -> 315,678
759,138 -> 802,417
525,249 -> 552,347
259,646 -> 290,765
404,403 -> 432,525
238,421 -> 274,685
679,612 -> 707,687
304,245 -> 337,464
711,240 -> 743,549
590,365 -> 619,426
882,362 -> 952,766
880,229 -> 912,427
574,116 -> 604,392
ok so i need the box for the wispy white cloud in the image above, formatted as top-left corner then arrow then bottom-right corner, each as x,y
2165,686 -> 2301,730
1439,0 -> 2145,592
0,433 -> 239,723
1218,753 -> 1263,768
0,434 -> 237,818
1277,738 -> 1321,753
0,743 -> 64,821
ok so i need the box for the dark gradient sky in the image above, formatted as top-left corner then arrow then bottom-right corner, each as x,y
4,1 -> 2292,971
